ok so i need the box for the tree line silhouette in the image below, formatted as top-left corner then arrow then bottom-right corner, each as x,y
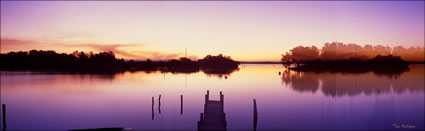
281,42 -> 424,64
280,42 -> 423,73
0,50 -> 239,74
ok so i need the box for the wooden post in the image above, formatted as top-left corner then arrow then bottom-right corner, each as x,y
198,113 -> 203,131
205,90 -> 209,104
180,95 -> 183,115
152,97 -> 154,109
220,91 -> 223,101
220,91 -> 224,111
205,90 -> 209,113
253,99 -> 258,131
200,113 -> 204,121
2,104 -> 5,129
151,97 -> 154,120
158,95 -> 161,114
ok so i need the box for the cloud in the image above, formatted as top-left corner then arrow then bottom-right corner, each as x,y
0,38 -> 41,53
145,51 -> 180,60
64,43 -> 141,58
61,43 -> 183,60
1,38 -> 186,60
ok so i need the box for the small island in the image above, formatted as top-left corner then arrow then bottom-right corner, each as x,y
281,42 -> 423,74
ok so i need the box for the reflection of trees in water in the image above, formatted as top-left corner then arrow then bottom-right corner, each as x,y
288,63 -> 410,79
76,74 -> 117,81
319,73 -> 392,97
281,70 -> 319,93
157,67 -> 239,78
281,66 -> 424,97
202,68 -> 240,79
58,67 -> 239,81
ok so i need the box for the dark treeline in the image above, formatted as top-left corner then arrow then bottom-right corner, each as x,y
0,50 -> 239,74
281,42 -> 423,72
0,50 -> 124,73
281,42 -> 424,64
287,55 -> 411,75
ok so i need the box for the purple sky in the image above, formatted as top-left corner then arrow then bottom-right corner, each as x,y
1,1 -> 424,61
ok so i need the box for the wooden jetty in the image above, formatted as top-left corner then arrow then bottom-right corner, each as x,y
198,90 -> 227,131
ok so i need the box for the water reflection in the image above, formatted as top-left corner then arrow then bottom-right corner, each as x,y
203,68 -> 240,79
368,95 -> 396,130
0,67 -> 239,82
287,63 -> 410,78
0,71 -> 118,81
281,65 -> 424,97
1,64 -> 423,130
157,68 -> 239,79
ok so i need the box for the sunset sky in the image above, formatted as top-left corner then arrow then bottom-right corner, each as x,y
1,1 -> 424,61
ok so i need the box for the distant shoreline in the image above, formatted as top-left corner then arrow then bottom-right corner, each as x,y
239,61 -> 281,64
240,61 -> 425,65
0,50 -> 240,75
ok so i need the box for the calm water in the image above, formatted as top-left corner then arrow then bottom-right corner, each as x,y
1,64 -> 424,131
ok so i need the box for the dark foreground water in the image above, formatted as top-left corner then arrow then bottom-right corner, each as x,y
1,64 -> 424,131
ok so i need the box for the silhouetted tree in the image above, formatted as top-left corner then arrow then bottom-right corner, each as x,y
198,54 -> 239,69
